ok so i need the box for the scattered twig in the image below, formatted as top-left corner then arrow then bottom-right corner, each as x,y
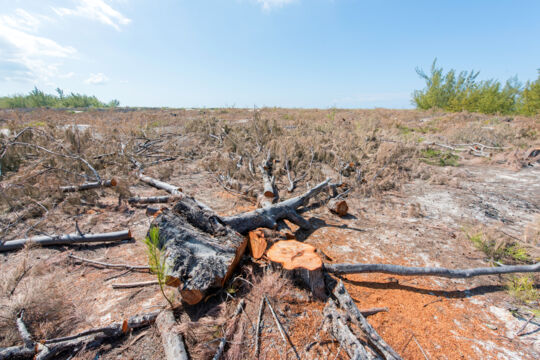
112,280 -> 159,289
68,253 -> 150,271
213,299 -> 246,360
264,296 -> 301,360
255,297 -> 266,359
412,334 -> 430,360
516,313 -> 535,336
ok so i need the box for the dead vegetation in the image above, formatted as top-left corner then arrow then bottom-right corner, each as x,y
0,107 -> 539,359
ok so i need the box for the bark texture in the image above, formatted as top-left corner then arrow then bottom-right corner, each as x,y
151,195 -> 247,304
156,310 -> 189,360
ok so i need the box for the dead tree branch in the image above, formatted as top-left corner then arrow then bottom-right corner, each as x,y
0,229 -> 132,252
331,281 -> 402,360
324,262 -> 540,278
137,172 -> 182,195
60,178 -> 117,192
265,296 -> 301,360
128,195 -> 181,204
222,178 -> 330,234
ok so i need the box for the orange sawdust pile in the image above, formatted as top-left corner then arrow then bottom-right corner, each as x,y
342,273 -> 523,359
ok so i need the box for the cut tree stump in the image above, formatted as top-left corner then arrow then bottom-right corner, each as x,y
150,195 -> 247,305
267,240 -> 326,300
327,198 -> 349,217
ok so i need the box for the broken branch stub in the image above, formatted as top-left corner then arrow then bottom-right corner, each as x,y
150,195 -> 247,305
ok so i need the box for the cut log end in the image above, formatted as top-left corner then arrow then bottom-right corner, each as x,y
327,199 -> 348,217
248,229 -> 268,259
110,178 -> 118,187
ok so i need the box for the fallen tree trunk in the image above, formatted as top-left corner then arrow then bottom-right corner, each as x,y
151,196 -> 247,304
137,173 -> 182,195
0,230 -> 132,252
332,280 -> 402,360
222,178 -> 330,234
324,262 -> 540,278
128,195 -> 181,204
323,299 -> 374,360
60,178 -> 117,192
156,309 -> 189,360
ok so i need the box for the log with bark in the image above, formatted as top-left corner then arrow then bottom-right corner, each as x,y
324,262 -> 540,278
60,178 -> 117,192
150,196 -> 247,304
0,230 -> 132,252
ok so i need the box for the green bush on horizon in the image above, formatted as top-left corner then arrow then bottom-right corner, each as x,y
413,59 -> 540,115
0,87 -> 120,109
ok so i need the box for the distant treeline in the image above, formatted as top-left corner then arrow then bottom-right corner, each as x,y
413,60 -> 540,115
0,87 -> 120,109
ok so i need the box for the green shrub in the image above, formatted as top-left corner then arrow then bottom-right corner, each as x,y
0,87 -> 119,109
507,275 -> 538,303
412,59 -> 537,115
420,148 -> 459,166
520,71 -> 540,115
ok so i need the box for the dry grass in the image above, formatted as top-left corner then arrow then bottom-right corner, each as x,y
0,250 -> 83,347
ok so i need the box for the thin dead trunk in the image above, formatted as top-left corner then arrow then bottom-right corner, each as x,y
137,172 -> 182,195
0,230 -> 132,252
60,178 -> 117,192
325,262 -> 540,278
128,195 -> 181,204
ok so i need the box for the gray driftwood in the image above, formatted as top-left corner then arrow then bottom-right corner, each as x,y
156,310 -> 189,360
323,299 -> 374,360
151,196 -> 247,304
222,178 -> 330,234
0,230 -> 132,252
325,262 -> 540,278
60,178 -> 117,192
332,281 -> 401,360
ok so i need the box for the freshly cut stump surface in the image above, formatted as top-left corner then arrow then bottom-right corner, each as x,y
267,240 -> 322,270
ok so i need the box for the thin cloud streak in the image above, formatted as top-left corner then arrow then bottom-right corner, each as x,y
53,0 -> 131,31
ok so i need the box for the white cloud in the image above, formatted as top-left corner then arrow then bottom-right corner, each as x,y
256,0 -> 297,10
0,9 -> 76,83
85,72 -> 109,85
53,0 -> 131,31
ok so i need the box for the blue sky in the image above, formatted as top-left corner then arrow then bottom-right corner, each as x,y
0,0 -> 539,108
